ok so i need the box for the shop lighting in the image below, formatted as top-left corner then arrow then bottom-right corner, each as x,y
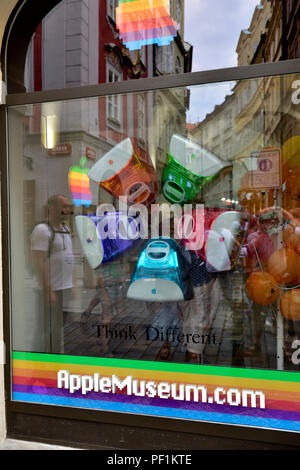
41,114 -> 58,150
41,102 -> 61,150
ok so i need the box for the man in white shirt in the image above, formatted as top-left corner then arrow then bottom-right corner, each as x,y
31,194 -> 74,353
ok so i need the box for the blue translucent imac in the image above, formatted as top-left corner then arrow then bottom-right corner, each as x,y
127,238 -> 193,302
75,212 -> 142,269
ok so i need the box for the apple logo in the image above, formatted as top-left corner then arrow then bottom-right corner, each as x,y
68,156 -> 92,207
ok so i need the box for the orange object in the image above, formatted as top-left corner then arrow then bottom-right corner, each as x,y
280,289 -> 300,320
285,164 -> 300,199
238,189 -> 262,214
101,152 -> 158,205
283,221 -> 300,252
88,138 -> 158,206
267,248 -> 300,284
282,136 -> 300,169
245,271 -> 279,305
290,208 -> 300,218
238,171 -> 274,214
283,191 -> 300,212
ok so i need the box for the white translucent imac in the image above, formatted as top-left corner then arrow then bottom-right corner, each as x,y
205,211 -> 241,271
75,215 -> 104,269
170,134 -> 229,176
88,138 -> 133,183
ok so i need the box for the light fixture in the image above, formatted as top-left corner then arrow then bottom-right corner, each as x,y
41,114 -> 58,150
41,102 -> 60,150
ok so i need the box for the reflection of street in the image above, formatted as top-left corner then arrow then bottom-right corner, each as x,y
61,271 -> 279,369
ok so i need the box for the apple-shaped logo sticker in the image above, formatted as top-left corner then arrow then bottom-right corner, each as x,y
68,156 -> 92,207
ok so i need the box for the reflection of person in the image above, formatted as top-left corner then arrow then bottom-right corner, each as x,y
240,210 -> 278,356
214,213 -> 249,366
31,194 -> 74,353
81,260 -> 127,356
260,206 -> 300,366
178,248 -> 219,363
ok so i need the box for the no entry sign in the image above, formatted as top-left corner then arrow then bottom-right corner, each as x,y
251,148 -> 281,189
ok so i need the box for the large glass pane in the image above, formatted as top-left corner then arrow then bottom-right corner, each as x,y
8,72 -> 300,374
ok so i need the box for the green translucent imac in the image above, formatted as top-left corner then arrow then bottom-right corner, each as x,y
162,134 -> 230,204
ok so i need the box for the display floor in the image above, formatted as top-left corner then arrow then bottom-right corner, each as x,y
62,271 -> 294,371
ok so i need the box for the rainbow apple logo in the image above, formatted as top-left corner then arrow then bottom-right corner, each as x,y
68,157 -> 92,207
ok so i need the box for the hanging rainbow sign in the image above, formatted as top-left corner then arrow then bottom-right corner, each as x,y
116,0 -> 178,51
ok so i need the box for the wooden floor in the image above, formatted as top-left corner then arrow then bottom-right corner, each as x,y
62,270 -> 293,371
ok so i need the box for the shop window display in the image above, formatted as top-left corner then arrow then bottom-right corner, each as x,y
7,71 -> 300,432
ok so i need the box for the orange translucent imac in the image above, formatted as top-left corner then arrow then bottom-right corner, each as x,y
88,138 -> 158,206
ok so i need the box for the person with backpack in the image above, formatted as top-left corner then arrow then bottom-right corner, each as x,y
31,194 -> 75,353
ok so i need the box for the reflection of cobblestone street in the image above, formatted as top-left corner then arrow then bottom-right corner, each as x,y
63,270 -> 280,370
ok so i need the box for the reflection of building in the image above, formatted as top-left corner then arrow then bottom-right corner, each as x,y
25,0 -> 149,92
190,2 -> 272,205
23,0 -> 193,293
237,0 -> 300,149
190,0 -> 300,211
153,0 -> 192,78
190,93 -> 236,204
255,0 -> 300,150
25,0 -> 192,212
152,0 -> 192,190
189,0 -> 284,205
236,0 -> 271,66
285,0 -> 300,60
281,0 -> 300,142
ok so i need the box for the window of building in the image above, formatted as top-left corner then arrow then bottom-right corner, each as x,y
175,57 -> 182,74
138,94 -> 146,144
106,63 -> 122,125
107,0 -> 119,22
176,0 -> 181,25
156,96 -> 163,150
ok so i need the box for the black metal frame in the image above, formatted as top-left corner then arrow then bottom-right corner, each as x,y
5,57 -> 300,106
2,58 -> 300,449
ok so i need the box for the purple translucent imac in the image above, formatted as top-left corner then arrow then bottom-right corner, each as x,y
75,211 -> 142,269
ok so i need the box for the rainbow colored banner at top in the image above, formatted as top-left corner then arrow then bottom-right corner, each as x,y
116,0 -> 179,51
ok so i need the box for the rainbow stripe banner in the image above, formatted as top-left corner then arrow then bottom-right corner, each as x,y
116,0 -> 178,50
12,351 -> 300,432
